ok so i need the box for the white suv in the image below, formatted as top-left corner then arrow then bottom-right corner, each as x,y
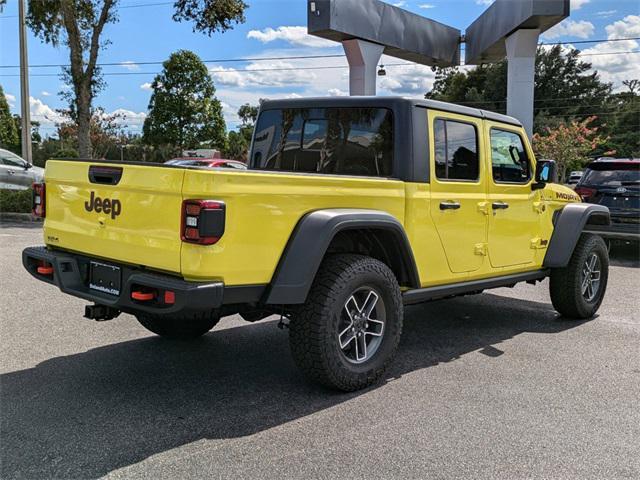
0,149 -> 44,190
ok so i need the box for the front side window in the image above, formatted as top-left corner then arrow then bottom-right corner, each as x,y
250,107 -> 393,177
0,151 -> 26,168
434,119 -> 479,181
490,129 -> 531,183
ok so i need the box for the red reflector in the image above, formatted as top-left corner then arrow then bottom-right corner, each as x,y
37,265 -> 54,275
185,227 -> 200,239
164,291 -> 175,304
185,204 -> 201,216
131,291 -> 155,301
32,183 -> 46,218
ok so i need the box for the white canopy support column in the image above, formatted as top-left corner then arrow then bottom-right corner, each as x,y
342,39 -> 384,96
505,28 -> 540,139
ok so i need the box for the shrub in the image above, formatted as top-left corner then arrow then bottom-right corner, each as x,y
0,188 -> 33,214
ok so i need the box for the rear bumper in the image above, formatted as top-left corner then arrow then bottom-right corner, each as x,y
22,246 -> 264,315
585,219 -> 640,241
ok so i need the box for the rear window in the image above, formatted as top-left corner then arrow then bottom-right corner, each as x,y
250,107 -> 394,177
581,162 -> 640,187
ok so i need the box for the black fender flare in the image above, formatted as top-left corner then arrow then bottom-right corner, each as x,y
543,203 -> 610,268
265,209 -> 420,304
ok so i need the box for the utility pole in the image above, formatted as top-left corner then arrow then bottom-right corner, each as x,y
19,0 -> 33,163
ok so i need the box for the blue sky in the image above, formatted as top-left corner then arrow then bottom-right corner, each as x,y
0,0 -> 638,136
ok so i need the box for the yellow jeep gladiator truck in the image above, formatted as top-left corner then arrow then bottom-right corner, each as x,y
23,97 -> 610,391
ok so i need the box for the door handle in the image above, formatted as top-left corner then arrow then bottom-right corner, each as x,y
7,170 -> 15,175
492,201 -> 509,210
440,201 -> 461,210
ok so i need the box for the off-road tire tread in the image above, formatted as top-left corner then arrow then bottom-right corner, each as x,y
136,310 -> 221,339
289,254 -> 403,391
549,233 -> 608,319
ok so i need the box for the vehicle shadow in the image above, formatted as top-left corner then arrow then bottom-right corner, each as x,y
0,293 -> 588,479
609,241 -> 640,268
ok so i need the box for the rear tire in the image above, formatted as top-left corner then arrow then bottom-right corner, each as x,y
289,254 -> 403,392
136,310 -> 220,339
549,233 -> 609,319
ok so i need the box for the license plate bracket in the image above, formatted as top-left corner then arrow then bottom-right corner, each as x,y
89,261 -> 121,296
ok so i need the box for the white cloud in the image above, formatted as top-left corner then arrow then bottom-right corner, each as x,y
378,63 -> 436,95
119,61 -> 140,71
140,82 -> 153,91
41,91 -> 51,97
29,97 -> 67,126
247,26 -> 336,48
543,19 -> 594,39
210,60 -> 317,88
596,10 -> 617,18
477,0 -> 588,9
392,1 -> 407,7
109,108 -> 147,128
328,88 -> 348,97
571,0 -> 590,10
4,92 -> 16,107
580,15 -> 640,88
418,3 -> 435,9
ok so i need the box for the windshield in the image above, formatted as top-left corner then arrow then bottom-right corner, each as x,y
581,163 -> 640,187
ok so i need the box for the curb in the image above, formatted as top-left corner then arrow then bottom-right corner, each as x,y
0,212 -> 43,224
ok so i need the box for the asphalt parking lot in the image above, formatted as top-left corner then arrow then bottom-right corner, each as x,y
1,224 -> 639,480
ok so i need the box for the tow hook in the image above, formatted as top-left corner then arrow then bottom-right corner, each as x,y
84,304 -> 121,321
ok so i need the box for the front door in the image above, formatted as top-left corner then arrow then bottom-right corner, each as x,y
485,123 -> 541,267
428,111 -> 488,273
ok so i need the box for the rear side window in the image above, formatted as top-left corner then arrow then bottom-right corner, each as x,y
581,163 -> 640,186
490,129 -> 531,183
434,119 -> 479,181
250,107 -> 393,177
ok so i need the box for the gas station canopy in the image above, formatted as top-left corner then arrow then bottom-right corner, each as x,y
308,0 -> 460,67
465,0 -> 569,65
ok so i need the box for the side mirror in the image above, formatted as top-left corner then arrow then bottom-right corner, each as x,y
24,163 -> 33,170
533,159 -> 558,190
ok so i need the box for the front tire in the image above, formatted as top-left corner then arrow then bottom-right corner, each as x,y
549,233 -> 609,319
136,310 -> 220,339
289,254 -> 403,391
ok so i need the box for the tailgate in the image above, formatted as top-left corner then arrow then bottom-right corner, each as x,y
43,161 -> 185,274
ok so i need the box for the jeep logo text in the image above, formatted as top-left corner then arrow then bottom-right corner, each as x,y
85,191 -> 122,219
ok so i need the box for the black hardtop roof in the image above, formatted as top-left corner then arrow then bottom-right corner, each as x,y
259,96 -> 522,127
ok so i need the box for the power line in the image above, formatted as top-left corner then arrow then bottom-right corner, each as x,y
0,54 -> 346,69
0,1 -> 173,19
2,51 -> 638,77
1,37 -> 639,70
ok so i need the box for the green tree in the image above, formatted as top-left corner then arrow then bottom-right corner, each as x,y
426,46 -> 612,133
237,103 -> 258,126
143,50 -> 226,151
533,116 -> 611,182
26,0 -> 247,159
224,130 -> 248,160
0,84 -> 19,151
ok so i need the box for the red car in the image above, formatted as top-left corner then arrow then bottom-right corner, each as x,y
165,158 -> 247,170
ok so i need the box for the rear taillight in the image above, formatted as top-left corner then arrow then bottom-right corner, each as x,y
181,200 -> 225,245
574,186 -> 596,201
32,182 -> 45,217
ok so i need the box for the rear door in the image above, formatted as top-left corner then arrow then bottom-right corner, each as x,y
44,161 -> 185,273
428,110 -> 488,273
485,122 -> 540,268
